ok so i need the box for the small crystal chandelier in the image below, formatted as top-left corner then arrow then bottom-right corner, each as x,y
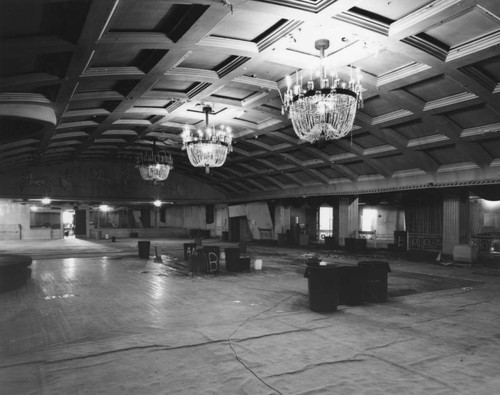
136,138 -> 173,183
281,39 -> 363,143
182,105 -> 232,174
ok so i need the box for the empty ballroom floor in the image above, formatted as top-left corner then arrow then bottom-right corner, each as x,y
1,237 -> 500,394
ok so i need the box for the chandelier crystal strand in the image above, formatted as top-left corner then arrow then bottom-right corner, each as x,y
136,139 -> 174,182
281,39 -> 363,143
182,105 -> 232,174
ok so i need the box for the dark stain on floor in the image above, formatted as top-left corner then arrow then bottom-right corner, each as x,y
389,271 -> 483,297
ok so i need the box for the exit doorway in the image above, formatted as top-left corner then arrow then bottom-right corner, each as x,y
318,205 -> 333,243
63,209 -> 75,238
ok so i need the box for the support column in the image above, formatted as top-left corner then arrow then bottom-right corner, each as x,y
336,196 -> 359,246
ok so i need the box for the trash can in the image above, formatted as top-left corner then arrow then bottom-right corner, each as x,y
188,249 -> 201,274
324,236 -> 338,250
0,254 -> 33,293
239,257 -> 250,271
357,261 -> 391,303
183,243 -> 197,261
338,265 -> 364,306
306,264 -> 339,312
138,241 -> 151,259
200,246 -> 220,274
239,242 -> 247,253
225,247 -> 241,272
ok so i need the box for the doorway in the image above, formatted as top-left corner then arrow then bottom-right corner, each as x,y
229,216 -> 251,242
63,210 -> 75,238
318,205 -> 333,243
74,209 -> 87,238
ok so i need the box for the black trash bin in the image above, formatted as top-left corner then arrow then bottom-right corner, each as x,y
306,264 -> 339,312
0,254 -> 32,293
324,236 -> 339,250
358,260 -> 391,303
338,265 -> 364,306
138,241 -> 151,259
225,247 -> 241,272
199,246 -> 220,274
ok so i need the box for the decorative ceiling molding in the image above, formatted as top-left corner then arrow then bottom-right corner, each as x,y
461,123 -> 500,138
164,67 -> 219,81
363,145 -> 397,156
82,67 -> 145,78
372,110 -> 414,125
390,0 -> 466,38
232,76 -> 278,91
447,30 -> 500,62
437,162 -> 480,173
407,134 -> 450,147
197,36 -> 259,55
424,92 -> 479,111
378,63 -> 432,87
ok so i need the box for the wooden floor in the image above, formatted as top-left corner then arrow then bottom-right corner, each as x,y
1,238 -> 499,394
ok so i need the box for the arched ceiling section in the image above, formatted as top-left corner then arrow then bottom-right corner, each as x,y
1,0 -> 500,203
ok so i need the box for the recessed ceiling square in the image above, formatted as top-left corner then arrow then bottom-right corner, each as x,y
153,79 -> 196,92
354,0 -> 433,21
110,1 -> 176,31
466,55 -> 500,84
356,49 -> 413,78
361,96 -> 399,118
213,86 -> 257,101
424,145 -> 467,166
210,10 -> 282,41
353,131 -> 386,149
179,51 -> 229,70
75,79 -> 138,96
404,75 -> 463,102
445,104 -> 500,129
425,7 -> 500,48
392,119 -> 435,140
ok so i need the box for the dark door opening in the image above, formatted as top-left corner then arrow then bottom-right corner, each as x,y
74,209 -> 87,238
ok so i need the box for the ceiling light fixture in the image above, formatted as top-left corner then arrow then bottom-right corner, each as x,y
99,204 -> 110,212
281,39 -> 363,143
136,138 -> 174,183
41,197 -> 51,205
182,105 -> 232,174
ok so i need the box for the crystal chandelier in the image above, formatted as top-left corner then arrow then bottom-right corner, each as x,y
182,105 -> 232,174
281,39 -> 363,143
136,139 -> 173,183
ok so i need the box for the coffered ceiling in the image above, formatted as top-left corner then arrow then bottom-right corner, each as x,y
2,0 -> 500,202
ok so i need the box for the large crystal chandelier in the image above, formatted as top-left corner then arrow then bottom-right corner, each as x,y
136,139 -> 173,183
281,39 -> 363,143
182,105 -> 232,174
